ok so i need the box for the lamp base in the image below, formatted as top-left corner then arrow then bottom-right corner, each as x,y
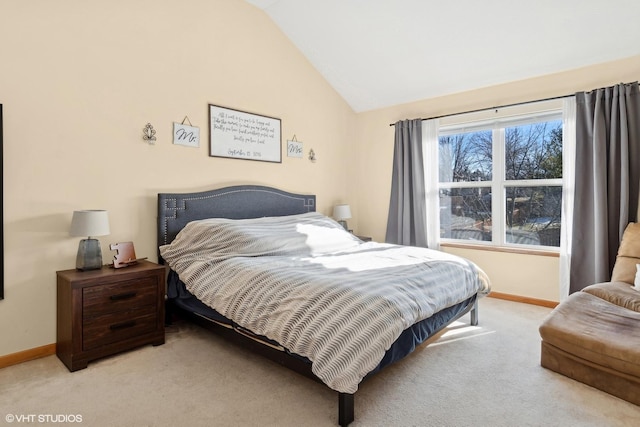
76,238 -> 103,271
338,220 -> 349,231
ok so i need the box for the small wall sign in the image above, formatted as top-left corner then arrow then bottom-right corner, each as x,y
173,117 -> 200,148
287,136 -> 303,158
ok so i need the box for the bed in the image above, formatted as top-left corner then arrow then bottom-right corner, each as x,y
157,184 -> 490,426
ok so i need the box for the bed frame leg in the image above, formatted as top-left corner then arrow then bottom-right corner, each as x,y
470,300 -> 479,326
338,393 -> 354,426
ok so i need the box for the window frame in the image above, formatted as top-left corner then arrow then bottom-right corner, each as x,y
436,108 -> 563,250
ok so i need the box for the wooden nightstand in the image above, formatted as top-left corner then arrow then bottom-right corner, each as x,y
56,260 -> 166,372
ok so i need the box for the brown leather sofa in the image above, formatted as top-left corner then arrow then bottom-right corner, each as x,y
539,223 -> 640,406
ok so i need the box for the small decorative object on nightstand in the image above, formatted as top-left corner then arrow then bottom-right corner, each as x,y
110,241 -> 144,269
56,260 -> 166,372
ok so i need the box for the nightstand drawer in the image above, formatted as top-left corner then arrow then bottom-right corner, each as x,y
82,277 -> 157,316
83,309 -> 157,351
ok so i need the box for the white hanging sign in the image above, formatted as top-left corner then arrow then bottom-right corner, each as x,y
173,117 -> 200,148
287,136 -> 303,158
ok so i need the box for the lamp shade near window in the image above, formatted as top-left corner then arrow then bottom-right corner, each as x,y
70,210 -> 110,271
333,204 -> 352,230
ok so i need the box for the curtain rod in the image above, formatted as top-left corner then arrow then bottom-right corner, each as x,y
388,93 -> 572,126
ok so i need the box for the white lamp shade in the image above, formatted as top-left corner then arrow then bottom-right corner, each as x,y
70,210 -> 110,237
333,204 -> 352,220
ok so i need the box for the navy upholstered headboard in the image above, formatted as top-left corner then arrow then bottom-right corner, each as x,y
157,185 -> 316,262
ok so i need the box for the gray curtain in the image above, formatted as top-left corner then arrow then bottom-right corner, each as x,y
569,82 -> 640,293
385,119 -> 428,247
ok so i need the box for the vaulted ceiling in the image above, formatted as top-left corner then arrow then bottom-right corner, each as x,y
245,0 -> 640,112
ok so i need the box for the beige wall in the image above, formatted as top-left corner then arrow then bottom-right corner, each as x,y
1,0 -> 639,358
354,55 -> 640,302
0,0 -> 356,357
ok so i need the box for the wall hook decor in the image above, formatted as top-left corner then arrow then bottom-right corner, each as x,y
143,123 -> 156,144
309,148 -> 317,163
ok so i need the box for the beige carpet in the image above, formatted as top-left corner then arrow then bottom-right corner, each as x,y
1,297 -> 639,426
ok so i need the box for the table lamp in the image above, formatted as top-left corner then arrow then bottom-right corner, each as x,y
333,204 -> 352,230
70,210 -> 110,271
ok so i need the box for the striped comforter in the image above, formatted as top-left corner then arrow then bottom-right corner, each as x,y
160,212 -> 489,393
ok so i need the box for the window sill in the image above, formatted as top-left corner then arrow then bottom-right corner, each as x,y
440,241 -> 560,257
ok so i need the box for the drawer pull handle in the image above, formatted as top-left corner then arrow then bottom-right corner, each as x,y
109,291 -> 137,301
109,320 -> 136,330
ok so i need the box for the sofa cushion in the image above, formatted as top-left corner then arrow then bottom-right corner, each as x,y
583,281 -> 640,312
611,222 -> 640,285
539,291 -> 640,378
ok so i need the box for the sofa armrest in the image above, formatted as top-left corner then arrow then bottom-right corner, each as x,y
582,281 -> 640,313
611,222 -> 640,284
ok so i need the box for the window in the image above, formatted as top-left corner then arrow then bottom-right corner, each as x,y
437,110 -> 563,249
